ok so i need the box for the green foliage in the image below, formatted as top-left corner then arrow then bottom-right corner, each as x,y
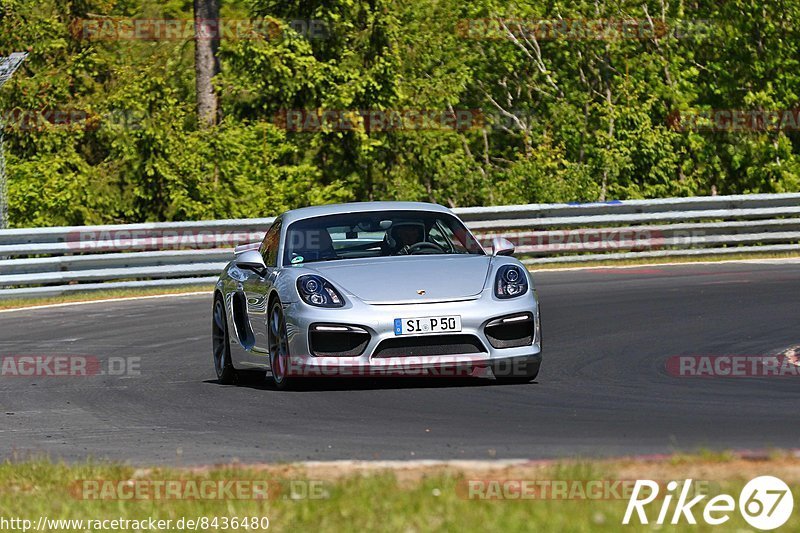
3,457 -> 800,532
1,0 -> 799,227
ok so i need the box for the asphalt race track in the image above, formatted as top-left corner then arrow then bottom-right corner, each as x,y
1,261 -> 798,465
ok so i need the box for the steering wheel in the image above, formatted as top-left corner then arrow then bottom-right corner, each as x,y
399,241 -> 447,255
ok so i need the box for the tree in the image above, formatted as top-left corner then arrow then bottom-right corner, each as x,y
193,0 -> 220,127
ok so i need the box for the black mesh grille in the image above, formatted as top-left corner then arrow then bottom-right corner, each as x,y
372,334 -> 486,358
484,314 -> 534,349
310,329 -> 370,357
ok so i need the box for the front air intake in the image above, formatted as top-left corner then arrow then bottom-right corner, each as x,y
372,335 -> 486,358
484,313 -> 534,349
309,324 -> 370,357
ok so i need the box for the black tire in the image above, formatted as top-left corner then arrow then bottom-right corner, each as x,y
212,294 -> 238,385
268,299 -> 295,390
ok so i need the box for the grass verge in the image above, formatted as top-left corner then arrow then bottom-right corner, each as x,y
2,452 -> 799,531
0,285 -> 212,311
526,250 -> 800,270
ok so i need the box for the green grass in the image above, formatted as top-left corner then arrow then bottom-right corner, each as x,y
0,285 -> 212,311
1,457 -> 798,532
669,448 -> 737,465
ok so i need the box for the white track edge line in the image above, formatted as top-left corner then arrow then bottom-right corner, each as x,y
528,256 -> 800,272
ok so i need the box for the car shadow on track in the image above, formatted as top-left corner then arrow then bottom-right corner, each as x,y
205,373 -> 538,392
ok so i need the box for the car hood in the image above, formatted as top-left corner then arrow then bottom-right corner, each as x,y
304,255 -> 492,303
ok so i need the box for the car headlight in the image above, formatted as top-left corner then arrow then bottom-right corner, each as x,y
297,275 -> 344,307
494,265 -> 528,299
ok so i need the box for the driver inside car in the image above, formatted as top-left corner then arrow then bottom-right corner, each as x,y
383,222 -> 427,255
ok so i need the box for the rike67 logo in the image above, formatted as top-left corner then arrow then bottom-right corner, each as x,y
623,476 -> 793,530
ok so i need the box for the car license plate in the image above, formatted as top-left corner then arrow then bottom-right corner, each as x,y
394,316 -> 462,335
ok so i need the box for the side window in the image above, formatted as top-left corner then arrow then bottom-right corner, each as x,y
259,219 -> 282,267
432,221 -> 469,252
428,224 -> 451,250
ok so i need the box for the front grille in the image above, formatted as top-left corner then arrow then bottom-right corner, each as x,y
309,325 -> 370,357
372,334 -> 487,358
484,313 -> 534,349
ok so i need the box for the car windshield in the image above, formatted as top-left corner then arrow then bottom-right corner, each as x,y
283,210 -> 485,265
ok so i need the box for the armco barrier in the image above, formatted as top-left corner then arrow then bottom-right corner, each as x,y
1,193 -> 799,298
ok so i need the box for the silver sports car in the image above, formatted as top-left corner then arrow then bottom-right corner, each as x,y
212,202 -> 542,389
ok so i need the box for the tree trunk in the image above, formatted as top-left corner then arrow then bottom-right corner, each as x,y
193,0 -> 220,128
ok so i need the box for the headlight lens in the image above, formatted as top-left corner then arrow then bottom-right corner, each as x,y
297,275 -> 344,307
494,265 -> 528,299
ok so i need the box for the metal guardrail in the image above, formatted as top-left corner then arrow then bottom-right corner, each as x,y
1,193 -> 799,298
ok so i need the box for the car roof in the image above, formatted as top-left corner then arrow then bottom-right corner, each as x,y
280,201 -> 454,225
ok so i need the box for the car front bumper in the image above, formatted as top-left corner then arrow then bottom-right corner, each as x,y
280,287 -> 541,377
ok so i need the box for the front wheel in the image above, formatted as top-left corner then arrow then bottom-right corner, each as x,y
268,300 -> 295,390
212,294 -> 237,384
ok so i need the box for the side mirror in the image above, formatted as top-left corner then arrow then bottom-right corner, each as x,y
234,242 -> 260,254
235,250 -> 267,275
491,237 -> 515,256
